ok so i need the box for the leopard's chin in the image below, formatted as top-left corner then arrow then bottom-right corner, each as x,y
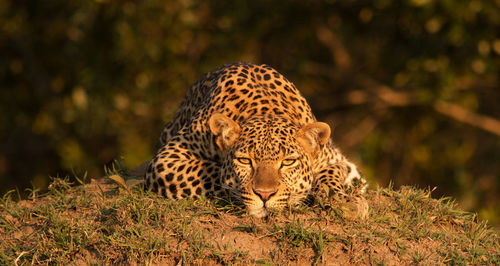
248,207 -> 268,218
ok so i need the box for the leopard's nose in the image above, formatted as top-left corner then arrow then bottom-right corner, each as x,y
253,188 -> 277,202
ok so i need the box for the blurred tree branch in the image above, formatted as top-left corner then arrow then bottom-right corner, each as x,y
316,27 -> 352,72
358,78 -> 500,137
344,80 -> 500,138
433,101 -> 500,137
316,26 -> 500,138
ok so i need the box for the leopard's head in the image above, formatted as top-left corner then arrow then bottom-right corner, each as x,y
209,113 -> 331,217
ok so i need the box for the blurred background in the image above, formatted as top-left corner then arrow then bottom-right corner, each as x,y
1,0 -> 499,224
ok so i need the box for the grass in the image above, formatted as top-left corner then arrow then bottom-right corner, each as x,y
0,170 -> 499,265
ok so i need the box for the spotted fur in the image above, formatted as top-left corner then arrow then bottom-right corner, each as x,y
145,63 -> 367,217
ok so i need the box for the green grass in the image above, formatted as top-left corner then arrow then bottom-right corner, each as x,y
0,173 -> 499,265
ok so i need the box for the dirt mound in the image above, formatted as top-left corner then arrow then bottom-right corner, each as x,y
1,177 -> 498,265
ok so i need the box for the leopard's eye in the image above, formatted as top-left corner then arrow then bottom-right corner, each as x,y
281,158 -> 297,167
236,157 -> 252,165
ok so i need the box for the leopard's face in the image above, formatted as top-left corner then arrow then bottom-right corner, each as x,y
211,115 -> 330,217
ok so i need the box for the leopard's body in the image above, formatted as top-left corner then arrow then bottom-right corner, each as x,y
145,63 -> 367,217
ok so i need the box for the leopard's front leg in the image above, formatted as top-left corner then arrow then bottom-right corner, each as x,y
145,135 -> 223,199
311,161 -> 368,218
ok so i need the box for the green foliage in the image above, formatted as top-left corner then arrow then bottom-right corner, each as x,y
0,0 -> 499,223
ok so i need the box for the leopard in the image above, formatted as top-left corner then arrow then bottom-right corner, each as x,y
144,62 -> 367,218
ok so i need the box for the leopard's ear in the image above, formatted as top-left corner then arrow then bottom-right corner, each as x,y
209,113 -> 241,150
295,122 -> 331,157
